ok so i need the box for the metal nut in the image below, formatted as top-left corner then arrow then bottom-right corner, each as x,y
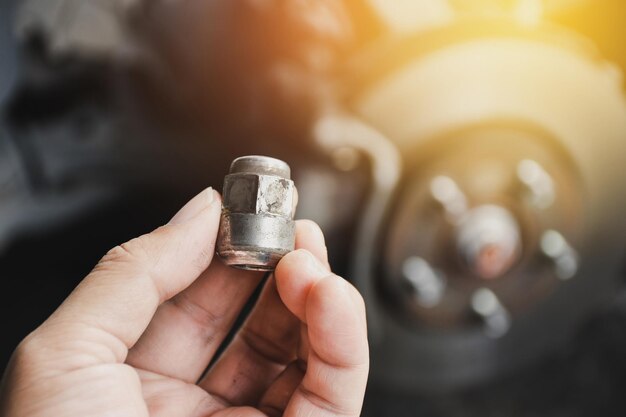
217,155 -> 296,271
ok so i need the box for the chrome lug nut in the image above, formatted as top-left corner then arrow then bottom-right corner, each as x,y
471,288 -> 511,338
456,205 -> 522,280
402,256 -> 446,308
217,156 -> 296,271
517,159 -> 555,209
540,229 -> 579,280
429,175 -> 467,219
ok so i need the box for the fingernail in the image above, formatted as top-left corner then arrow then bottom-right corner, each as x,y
169,187 -> 216,225
303,249 -> 329,276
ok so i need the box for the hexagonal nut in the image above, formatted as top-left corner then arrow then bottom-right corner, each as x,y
223,173 -> 295,219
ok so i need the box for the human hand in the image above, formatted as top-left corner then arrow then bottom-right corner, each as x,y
0,188 -> 369,417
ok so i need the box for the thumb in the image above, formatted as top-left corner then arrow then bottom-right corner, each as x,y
33,187 -> 222,368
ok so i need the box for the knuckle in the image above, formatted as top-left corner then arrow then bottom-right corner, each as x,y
13,334 -> 35,360
351,285 -> 366,310
240,326 -> 297,366
344,281 -> 367,316
97,237 -> 149,270
169,292 -> 225,336
12,331 -> 45,368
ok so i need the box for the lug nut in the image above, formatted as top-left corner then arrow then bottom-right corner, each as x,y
217,156 -> 296,271
517,159 -> 555,209
471,288 -> 511,338
456,205 -> 522,280
430,175 -> 467,219
402,256 -> 446,308
540,229 -> 579,280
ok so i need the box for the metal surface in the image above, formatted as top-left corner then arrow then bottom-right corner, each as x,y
217,155 -> 296,271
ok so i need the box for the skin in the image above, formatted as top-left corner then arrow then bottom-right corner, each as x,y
0,188 -> 369,417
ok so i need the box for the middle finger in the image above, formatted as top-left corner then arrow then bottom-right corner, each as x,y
126,257 -> 264,382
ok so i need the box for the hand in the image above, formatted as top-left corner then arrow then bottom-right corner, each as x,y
0,188 -> 369,417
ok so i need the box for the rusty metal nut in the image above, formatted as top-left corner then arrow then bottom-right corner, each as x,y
216,156 -> 296,271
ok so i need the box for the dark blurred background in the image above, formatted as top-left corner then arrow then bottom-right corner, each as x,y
1,1 -> 626,416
